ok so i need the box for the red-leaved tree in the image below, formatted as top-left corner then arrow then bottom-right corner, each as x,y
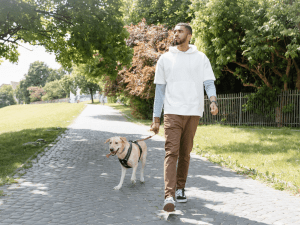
104,19 -> 174,119
27,86 -> 46,102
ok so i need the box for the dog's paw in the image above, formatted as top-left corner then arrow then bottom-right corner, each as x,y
140,177 -> 145,183
131,179 -> 136,185
113,186 -> 121,190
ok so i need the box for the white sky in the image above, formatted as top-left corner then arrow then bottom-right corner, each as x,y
0,43 -> 61,86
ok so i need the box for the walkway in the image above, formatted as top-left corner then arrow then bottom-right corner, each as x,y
0,105 -> 300,225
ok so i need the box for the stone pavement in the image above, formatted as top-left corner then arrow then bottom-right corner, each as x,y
1,105 -> 300,225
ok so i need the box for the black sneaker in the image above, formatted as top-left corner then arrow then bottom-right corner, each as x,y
175,188 -> 187,203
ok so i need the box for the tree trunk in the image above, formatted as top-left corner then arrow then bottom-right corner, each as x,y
284,58 -> 292,91
90,88 -> 94,103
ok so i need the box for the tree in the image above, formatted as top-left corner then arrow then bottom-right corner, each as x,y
191,0 -> 300,91
104,20 -> 174,119
46,67 -> 68,83
124,0 -> 193,28
0,85 -> 16,108
42,80 -> 68,101
60,75 -> 77,98
18,61 -> 53,103
1,0 -> 132,79
27,86 -> 46,102
72,65 -> 101,103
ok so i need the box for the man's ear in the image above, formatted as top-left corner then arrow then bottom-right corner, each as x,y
104,138 -> 110,144
120,137 -> 127,143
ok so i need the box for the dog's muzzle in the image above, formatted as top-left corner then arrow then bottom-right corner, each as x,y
110,148 -> 119,155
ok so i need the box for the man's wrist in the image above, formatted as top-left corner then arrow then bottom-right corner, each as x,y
210,100 -> 218,107
153,117 -> 160,123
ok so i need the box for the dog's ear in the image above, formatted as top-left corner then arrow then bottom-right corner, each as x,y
120,137 -> 127,143
104,138 -> 110,144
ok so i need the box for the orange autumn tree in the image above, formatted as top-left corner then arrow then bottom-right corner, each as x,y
104,19 -> 174,119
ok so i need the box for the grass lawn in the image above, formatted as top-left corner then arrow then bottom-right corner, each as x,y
193,125 -> 300,194
108,103 -> 300,195
0,102 -> 86,185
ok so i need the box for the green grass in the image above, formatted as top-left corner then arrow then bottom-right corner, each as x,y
193,125 -> 300,194
108,103 -> 300,195
0,102 -> 86,185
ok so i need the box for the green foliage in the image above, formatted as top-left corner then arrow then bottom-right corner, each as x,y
191,0 -> 300,91
72,65 -> 101,103
0,85 -> 16,108
243,86 -> 280,117
104,21 -> 173,119
27,86 -> 46,102
124,0 -> 193,28
42,80 -> 68,101
129,97 -> 154,120
16,61 -> 70,103
18,61 -> 54,103
46,67 -> 68,83
1,0 -> 132,79
282,103 -> 294,113
60,75 -> 77,98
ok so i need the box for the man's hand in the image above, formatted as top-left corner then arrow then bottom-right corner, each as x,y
150,117 -> 160,134
210,96 -> 218,116
210,102 -> 218,115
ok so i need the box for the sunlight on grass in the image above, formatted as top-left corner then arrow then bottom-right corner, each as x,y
0,103 -> 86,185
193,125 -> 300,192
0,103 -> 86,133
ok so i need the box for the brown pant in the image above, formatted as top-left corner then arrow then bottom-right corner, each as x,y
163,114 -> 200,199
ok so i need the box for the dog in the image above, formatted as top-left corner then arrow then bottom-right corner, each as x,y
105,136 -> 147,190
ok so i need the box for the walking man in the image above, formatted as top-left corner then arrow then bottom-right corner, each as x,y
150,23 -> 218,212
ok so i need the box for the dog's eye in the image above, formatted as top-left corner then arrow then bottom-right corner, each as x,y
110,142 -> 112,144
115,142 -> 118,144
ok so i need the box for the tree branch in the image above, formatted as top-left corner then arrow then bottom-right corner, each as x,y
232,60 -> 272,89
223,65 -> 257,88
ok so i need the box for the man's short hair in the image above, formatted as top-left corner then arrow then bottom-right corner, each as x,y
176,23 -> 192,35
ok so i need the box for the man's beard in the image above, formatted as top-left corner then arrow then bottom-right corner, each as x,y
174,34 -> 188,45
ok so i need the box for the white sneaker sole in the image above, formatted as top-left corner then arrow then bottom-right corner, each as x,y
176,198 -> 187,203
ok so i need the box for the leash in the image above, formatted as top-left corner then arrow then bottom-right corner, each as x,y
133,133 -> 156,142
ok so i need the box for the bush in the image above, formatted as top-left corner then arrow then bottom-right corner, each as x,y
42,80 -> 67,101
27,86 -> 46,102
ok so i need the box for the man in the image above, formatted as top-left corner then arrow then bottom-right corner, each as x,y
150,23 -> 218,212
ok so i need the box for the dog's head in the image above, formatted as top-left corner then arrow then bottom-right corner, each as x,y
104,136 -> 127,156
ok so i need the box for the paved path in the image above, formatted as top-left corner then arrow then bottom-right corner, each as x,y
1,105 -> 300,225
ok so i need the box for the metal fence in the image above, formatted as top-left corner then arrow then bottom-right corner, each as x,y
200,90 -> 300,127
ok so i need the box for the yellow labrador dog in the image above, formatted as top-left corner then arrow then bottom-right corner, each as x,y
105,136 -> 147,190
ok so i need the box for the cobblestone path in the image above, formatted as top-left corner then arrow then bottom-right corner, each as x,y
0,105 -> 299,225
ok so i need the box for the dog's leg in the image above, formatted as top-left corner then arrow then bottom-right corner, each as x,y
131,165 -> 138,185
114,165 -> 126,190
140,156 -> 146,183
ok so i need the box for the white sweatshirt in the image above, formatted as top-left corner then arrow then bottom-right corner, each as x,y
154,45 -> 216,117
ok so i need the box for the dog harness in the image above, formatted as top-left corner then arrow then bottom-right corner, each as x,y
119,141 -> 143,168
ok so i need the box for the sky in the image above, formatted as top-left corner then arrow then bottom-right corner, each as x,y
0,43 -> 62,86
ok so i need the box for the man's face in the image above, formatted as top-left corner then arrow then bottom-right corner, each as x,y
174,26 -> 191,45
